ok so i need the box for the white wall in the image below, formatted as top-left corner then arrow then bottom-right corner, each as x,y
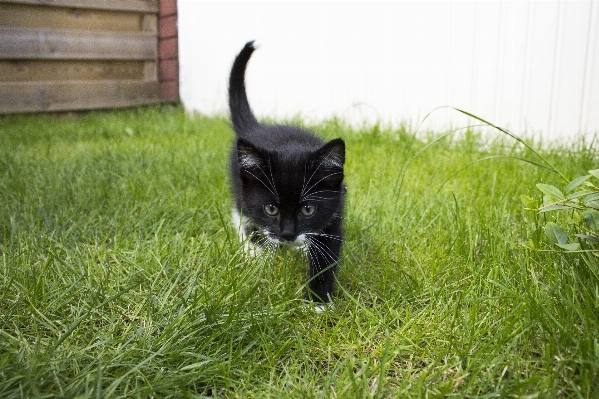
178,1 -> 599,141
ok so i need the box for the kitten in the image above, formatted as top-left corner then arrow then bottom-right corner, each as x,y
228,41 -> 347,304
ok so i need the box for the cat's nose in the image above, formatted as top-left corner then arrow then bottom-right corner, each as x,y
280,219 -> 296,242
280,233 -> 296,242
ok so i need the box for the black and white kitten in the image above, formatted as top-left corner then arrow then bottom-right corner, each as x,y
228,41 -> 347,305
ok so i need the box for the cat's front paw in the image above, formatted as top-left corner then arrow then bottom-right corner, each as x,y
313,302 -> 334,313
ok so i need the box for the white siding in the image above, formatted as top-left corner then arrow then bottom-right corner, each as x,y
178,0 -> 599,141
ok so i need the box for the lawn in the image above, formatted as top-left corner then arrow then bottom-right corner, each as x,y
0,105 -> 597,398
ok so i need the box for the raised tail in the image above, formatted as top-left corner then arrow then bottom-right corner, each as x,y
229,41 -> 260,135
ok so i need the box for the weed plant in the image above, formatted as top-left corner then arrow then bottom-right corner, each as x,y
0,105 -> 597,397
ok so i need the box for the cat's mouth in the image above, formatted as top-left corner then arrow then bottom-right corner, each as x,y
269,233 -> 308,249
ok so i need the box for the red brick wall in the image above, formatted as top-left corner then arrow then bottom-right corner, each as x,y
158,0 -> 178,102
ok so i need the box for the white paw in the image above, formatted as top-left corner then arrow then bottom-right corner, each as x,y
313,303 -> 333,313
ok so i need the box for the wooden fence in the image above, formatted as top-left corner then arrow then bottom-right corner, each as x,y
0,0 -> 177,113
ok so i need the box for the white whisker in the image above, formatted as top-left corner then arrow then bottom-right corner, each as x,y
301,189 -> 342,201
307,244 -> 325,283
301,196 -> 336,201
300,161 -> 321,200
300,172 -> 343,202
306,236 -> 338,263
303,189 -> 342,196
265,157 -> 279,197
300,148 -> 342,200
305,232 -> 344,242
244,170 -> 278,198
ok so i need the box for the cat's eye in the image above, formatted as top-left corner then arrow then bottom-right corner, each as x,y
264,204 -> 279,216
300,204 -> 317,217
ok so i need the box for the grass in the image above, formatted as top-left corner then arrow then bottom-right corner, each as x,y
1,104 -> 597,398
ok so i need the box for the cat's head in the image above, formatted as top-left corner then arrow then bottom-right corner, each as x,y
237,137 -> 345,245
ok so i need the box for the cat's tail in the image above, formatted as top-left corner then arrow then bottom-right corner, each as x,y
229,41 -> 260,135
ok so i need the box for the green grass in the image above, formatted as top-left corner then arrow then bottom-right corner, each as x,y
1,105 -> 597,398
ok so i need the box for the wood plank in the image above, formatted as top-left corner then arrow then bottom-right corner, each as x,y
0,3 -> 146,32
144,61 -> 157,81
0,60 -> 148,81
0,26 -> 157,60
0,81 -> 161,113
142,14 -> 157,34
0,0 -> 158,13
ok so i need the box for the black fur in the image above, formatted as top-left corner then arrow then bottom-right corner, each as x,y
228,41 -> 347,303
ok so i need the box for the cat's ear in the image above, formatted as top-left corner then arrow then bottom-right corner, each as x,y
237,138 -> 267,170
310,138 -> 345,187
312,138 -> 345,170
